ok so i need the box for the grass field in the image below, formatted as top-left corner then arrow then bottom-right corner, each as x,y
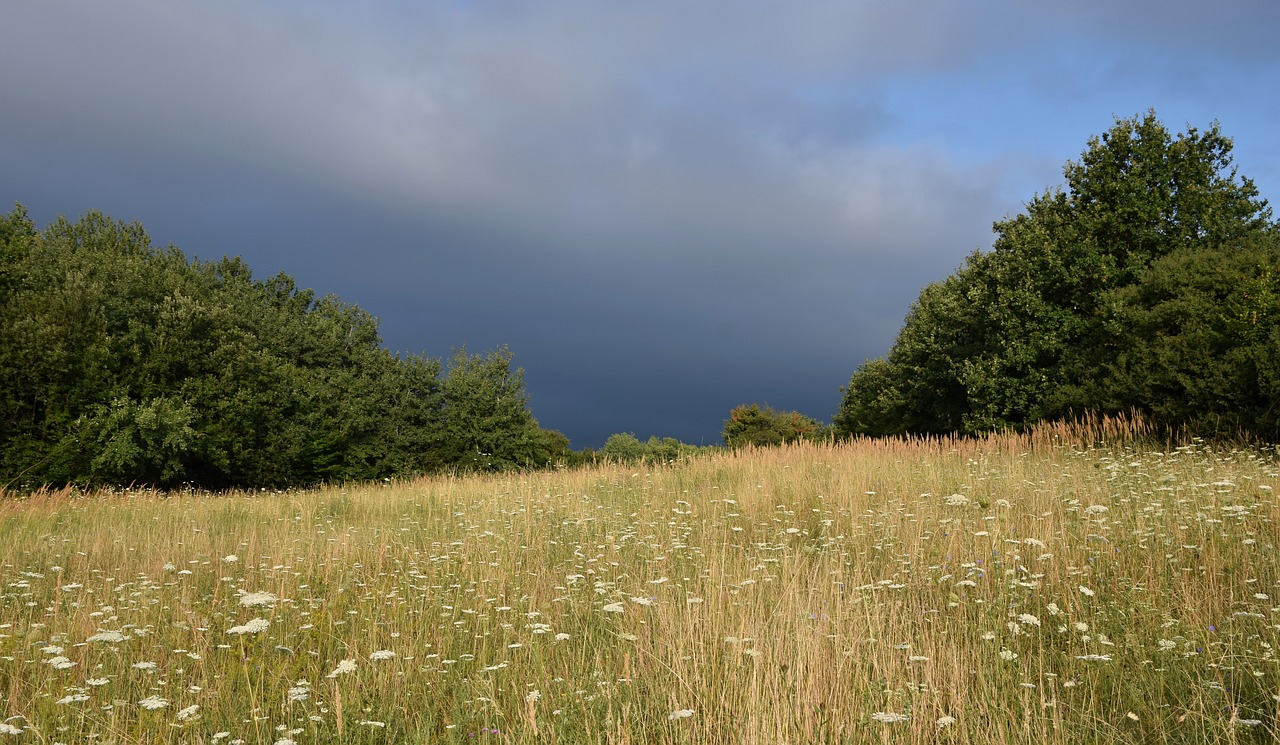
2,422 -> 1278,743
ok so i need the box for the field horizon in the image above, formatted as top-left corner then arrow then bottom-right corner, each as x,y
2,422 -> 1277,743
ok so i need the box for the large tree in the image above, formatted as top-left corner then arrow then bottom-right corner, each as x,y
835,112 -> 1275,438
1084,232 -> 1280,439
0,206 -> 565,490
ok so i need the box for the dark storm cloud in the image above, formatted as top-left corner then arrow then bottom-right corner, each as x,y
3,1 -> 1278,446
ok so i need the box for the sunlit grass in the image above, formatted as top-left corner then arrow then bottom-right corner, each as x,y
1,424 -> 1278,743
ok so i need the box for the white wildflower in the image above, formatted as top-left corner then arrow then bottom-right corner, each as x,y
138,695 -> 168,710
359,721 -> 386,728
326,659 -> 357,678
1075,654 -> 1113,662
47,656 -> 76,669
936,715 -> 956,727
221,555 -> 239,563
871,711 -> 909,723
998,649 -> 1019,661
131,661 -> 157,671
56,693 -> 90,704
554,633 -> 570,642
227,618 -> 270,635
238,592 -> 277,608
87,631 -> 127,644
176,704 -> 200,721
0,722 -> 23,735
602,602 -> 625,613
629,596 -> 655,606
1079,585 -> 1095,597
668,708 -> 694,720
86,678 -> 109,686
526,689 -> 541,704
1018,613 -> 1041,627
370,650 -> 396,661
944,494 -> 969,506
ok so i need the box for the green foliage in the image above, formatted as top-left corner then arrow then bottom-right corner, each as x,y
599,433 -> 705,465
601,433 -> 647,462
438,347 -> 570,471
723,404 -> 823,448
0,205 -> 564,489
1080,233 -> 1280,439
836,112 -> 1277,440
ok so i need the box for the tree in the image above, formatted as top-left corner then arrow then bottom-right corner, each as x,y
437,347 -> 567,471
601,433 -> 646,462
835,112 -> 1275,438
1087,232 -> 1280,439
723,404 -> 823,448
0,205 -> 562,490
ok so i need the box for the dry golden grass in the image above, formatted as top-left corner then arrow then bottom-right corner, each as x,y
1,422 -> 1277,743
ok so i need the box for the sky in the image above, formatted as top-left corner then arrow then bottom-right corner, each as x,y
3,1 -> 1279,448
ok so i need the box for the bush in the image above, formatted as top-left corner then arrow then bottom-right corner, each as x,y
723,404 -> 823,448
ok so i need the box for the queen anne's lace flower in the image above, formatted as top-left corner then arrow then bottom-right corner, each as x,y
326,659 -> 358,678
238,591 -> 277,607
228,618 -> 270,635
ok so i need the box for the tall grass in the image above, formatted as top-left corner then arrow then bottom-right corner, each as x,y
1,426 -> 1277,743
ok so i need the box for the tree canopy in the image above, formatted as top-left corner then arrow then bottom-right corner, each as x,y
835,111 -> 1278,441
0,206 -> 568,490
723,404 -> 824,448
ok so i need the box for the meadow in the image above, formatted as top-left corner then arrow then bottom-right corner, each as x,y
1,422 -> 1277,743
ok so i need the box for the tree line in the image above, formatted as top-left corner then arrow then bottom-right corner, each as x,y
0,207 -> 570,491
834,112 -> 1279,442
0,202 -> 819,490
